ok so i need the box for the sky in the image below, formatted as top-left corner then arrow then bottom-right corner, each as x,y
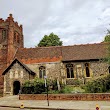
0,0 -> 110,48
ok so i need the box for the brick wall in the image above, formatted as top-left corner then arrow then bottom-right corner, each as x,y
19,93 -> 110,101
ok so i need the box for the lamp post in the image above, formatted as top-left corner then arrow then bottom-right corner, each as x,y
44,76 -> 49,106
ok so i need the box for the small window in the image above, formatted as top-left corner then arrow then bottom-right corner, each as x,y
14,31 -> 20,43
39,66 -> 46,78
17,35 -> 20,43
66,64 -> 74,78
85,63 -> 90,77
14,32 -> 16,42
2,30 -> 7,40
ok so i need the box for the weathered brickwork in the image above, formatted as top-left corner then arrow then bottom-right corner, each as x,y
20,93 -> 110,101
0,14 -> 24,93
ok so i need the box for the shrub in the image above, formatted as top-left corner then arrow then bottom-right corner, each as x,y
33,78 -> 45,94
21,78 -> 46,94
60,86 -> 73,93
66,79 -> 83,85
85,74 -> 110,93
21,78 -> 65,94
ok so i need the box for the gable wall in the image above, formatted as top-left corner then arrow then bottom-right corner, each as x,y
4,62 -> 32,96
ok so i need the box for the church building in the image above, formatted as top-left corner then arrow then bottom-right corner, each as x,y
0,14 -> 109,96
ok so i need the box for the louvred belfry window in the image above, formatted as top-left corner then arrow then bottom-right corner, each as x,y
2,30 -> 7,40
66,64 -> 74,78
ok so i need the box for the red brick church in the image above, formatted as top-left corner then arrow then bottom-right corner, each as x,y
0,14 -> 109,96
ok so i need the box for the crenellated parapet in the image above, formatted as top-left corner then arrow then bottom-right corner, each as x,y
0,18 -> 5,23
6,14 -> 23,32
0,14 -> 23,33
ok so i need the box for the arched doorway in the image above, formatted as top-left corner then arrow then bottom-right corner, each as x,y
13,81 -> 20,95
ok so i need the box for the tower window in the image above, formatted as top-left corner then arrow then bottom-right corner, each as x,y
85,63 -> 90,77
14,31 -> 20,43
39,66 -> 46,78
66,64 -> 74,78
14,32 -> 16,42
17,35 -> 20,43
2,30 -> 7,40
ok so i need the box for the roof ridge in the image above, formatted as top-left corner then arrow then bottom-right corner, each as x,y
21,42 -> 106,50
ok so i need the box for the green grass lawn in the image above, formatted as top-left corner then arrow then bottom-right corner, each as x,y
60,86 -> 85,93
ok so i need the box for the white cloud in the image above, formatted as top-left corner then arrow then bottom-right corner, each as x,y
0,0 -> 110,47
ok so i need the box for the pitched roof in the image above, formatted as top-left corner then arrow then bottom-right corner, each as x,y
2,59 -> 36,75
15,43 -> 107,62
15,46 -> 62,59
62,43 -> 107,61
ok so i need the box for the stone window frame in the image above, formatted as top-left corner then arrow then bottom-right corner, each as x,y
39,66 -> 46,79
85,63 -> 90,77
66,63 -> 74,78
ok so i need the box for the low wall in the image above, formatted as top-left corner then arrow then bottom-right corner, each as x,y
19,93 -> 110,101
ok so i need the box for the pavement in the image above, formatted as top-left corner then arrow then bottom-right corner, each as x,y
0,95 -> 110,110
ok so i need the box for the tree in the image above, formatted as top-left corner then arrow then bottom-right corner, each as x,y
104,29 -> 110,65
37,33 -> 63,47
104,29 -> 110,42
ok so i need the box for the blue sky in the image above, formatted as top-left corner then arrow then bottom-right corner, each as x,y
0,0 -> 110,47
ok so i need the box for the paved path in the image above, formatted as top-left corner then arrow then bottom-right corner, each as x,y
0,95 -> 110,110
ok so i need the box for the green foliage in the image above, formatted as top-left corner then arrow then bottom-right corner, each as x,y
37,33 -> 63,47
51,80 -> 58,90
22,78 -> 46,94
104,30 -> 110,42
103,29 -> 110,65
60,86 -> 73,93
60,86 -> 85,93
21,78 -> 67,94
104,35 -> 110,42
33,78 -> 45,94
85,74 -> 110,93
66,79 -> 83,85
73,79 -> 83,86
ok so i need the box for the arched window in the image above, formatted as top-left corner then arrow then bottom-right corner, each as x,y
14,32 -> 20,43
39,66 -> 46,78
85,63 -> 90,77
66,64 -> 74,78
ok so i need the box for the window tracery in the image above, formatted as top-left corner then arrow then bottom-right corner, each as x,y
66,64 -> 74,78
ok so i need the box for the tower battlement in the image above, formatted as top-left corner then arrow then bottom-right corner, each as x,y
0,14 -> 23,32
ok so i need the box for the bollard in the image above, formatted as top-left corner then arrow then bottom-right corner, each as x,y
96,104 -> 100,110
20,103 -> 24,109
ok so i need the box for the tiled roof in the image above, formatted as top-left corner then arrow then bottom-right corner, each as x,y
16,46 -> 62,59
15,43 -> 107,62
62,43 -> 107,61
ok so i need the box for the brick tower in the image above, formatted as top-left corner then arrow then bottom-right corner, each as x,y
0,14 -> 24,94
